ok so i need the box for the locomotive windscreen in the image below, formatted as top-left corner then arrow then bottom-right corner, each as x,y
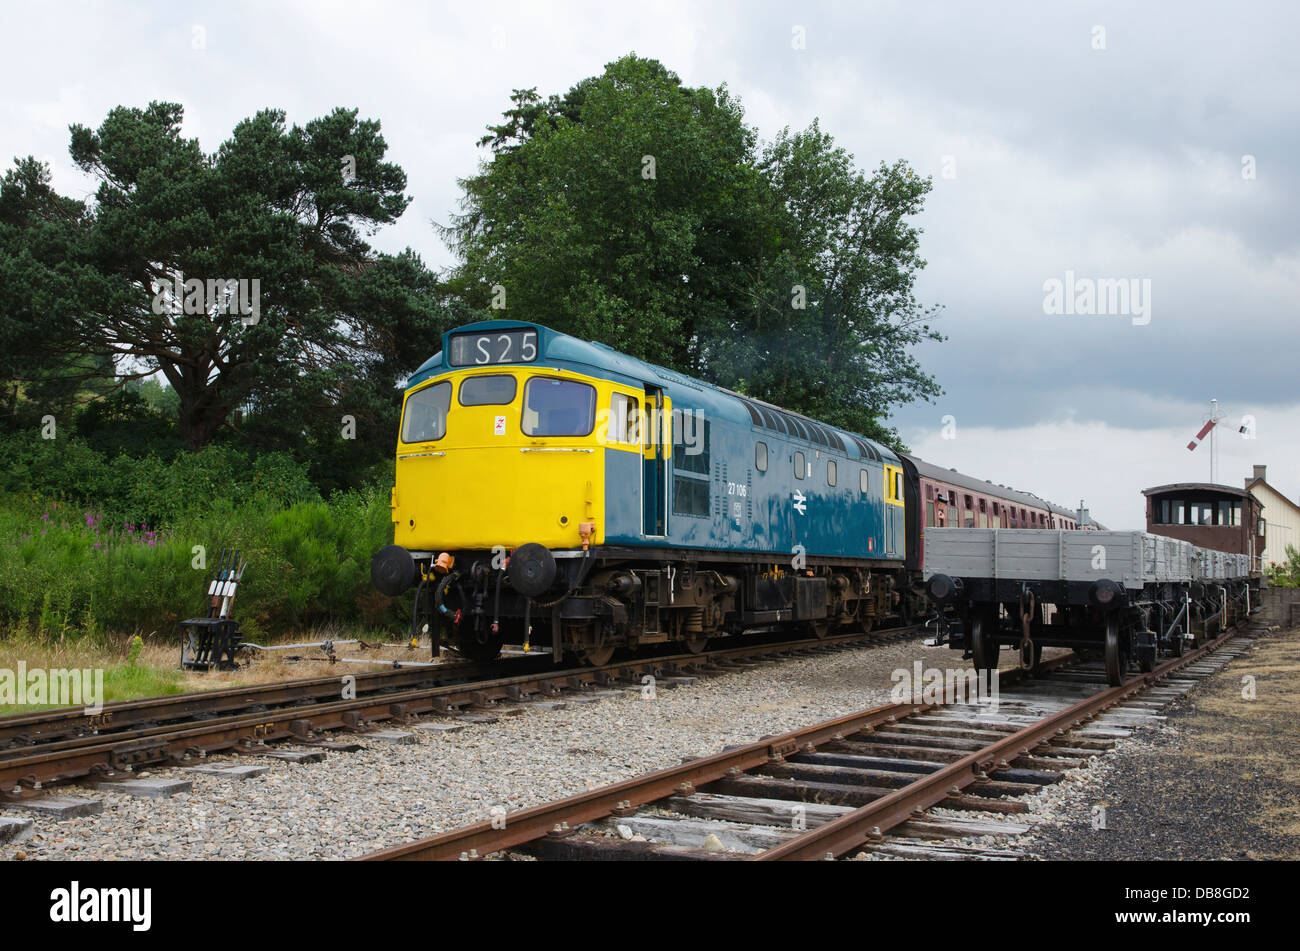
401,381 -> 451,443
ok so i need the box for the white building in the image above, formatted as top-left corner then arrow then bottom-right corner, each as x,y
1245,465 -> 1300,569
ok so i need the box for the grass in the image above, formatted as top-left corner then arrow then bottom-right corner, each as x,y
0,624 -> 428,715
0,635 -> 186,716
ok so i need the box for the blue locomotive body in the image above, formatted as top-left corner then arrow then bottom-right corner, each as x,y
404,321 -> 907,565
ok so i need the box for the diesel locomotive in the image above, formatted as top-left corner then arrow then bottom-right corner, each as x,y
370,319 -> 935,664
370,319 -> 1105,666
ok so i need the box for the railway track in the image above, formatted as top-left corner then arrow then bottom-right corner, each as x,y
360,617 -> 1265,861
0,623 -> 919,799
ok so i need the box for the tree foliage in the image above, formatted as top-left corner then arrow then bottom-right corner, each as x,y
445,54 -> 943,445
0,103 -> 452,462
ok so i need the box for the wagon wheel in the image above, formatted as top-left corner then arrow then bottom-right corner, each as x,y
970,611 -> 999,673
1103,617 -> 1128,686
1171,627 -> 1185,657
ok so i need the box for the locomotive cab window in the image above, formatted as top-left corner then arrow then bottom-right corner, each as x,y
609,392 -> 641,444
401,381 -> 451,443
883,465 -> 903,503
755,441 -> 768,472
458,374 -> 517,406
793,451 -> 805,480
860,469 -> 869,495
827,460 -> 837,486
522,378 -> 596,436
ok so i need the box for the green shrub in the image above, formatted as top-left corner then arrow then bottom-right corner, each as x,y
0,457 -> 402,642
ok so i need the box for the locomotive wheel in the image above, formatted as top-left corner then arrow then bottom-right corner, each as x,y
1103,617 -> 1128,686
683,635 -> 710,655
971,612 -> 999,672
897,595 -> 914,626
579,643 -> 616,666
805,620 -> 831,640
454,627 -> 504,663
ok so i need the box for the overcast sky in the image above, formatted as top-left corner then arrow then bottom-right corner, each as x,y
3,0 -> 1297,530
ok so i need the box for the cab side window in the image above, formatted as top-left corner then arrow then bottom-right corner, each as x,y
609,392 -> 640,444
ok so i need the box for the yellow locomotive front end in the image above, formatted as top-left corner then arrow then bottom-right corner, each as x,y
371,320 -> 673,664
392,366 -> 606,553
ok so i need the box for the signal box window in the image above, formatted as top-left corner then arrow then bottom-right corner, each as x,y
793,451 -> 805,480
401,381 -> 451,443
522,378 -> 596,436
756,441 -> 768,472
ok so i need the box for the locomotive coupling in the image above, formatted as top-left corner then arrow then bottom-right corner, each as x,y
371,545 -> 417,597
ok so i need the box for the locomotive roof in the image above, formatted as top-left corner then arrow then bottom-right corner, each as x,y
411,320 -> 900,465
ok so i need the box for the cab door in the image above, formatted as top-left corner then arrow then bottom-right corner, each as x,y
883,463 -> 904,555
642,386 -> 668,536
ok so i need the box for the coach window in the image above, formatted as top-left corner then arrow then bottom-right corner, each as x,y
827,460 -> 837,486
756,441 -> 768,472
860,469 -> 869,495
609,392 -> 640,444
793,451 -> 805,480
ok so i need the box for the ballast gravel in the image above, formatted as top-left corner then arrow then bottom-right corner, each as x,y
2,636 -> 955,861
